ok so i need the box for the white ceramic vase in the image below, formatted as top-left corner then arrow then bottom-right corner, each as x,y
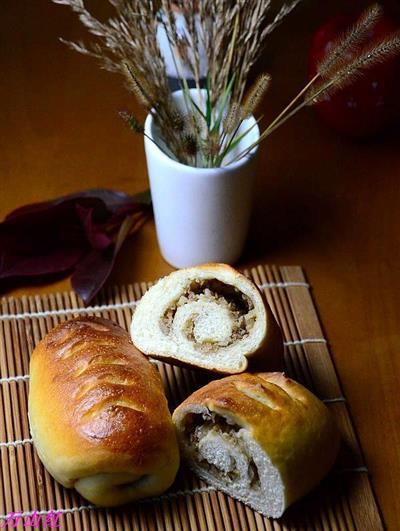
144,90 -> 260,268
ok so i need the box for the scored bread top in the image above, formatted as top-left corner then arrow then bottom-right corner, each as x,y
29,317 -> 178,487
173,372 -> 340,506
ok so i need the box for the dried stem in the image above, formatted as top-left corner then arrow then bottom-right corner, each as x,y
52,1 -> 398,168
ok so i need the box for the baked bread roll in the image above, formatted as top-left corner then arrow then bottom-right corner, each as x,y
28,317 -> 179,507
130,264 -> 283,373
173,372 -> 340,518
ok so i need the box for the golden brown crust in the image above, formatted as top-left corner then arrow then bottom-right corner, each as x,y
29,317 -> 179,504
173,372 -> 340,508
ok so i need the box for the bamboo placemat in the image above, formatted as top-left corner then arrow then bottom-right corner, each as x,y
0,265 -> 383,530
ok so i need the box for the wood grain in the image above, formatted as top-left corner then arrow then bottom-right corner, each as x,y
1,0 -> 400,528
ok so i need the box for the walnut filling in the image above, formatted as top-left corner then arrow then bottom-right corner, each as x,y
184,413 -> 261,491
160,280 -> 256,351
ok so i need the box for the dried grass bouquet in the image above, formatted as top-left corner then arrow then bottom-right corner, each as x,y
54,1 -> 400,168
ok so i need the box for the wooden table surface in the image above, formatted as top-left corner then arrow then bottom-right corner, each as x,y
1,0 -> 399,528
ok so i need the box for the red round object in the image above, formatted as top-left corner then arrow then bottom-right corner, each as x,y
308,12 -> 400,137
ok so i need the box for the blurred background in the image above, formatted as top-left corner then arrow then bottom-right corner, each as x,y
1,0 -> 400,528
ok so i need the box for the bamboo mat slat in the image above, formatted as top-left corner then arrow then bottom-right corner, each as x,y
0,265 -> 383,530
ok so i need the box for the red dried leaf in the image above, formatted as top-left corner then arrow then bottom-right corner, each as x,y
0,189 -> 152,302
76,205 -> 113,251
72,211 -> 149,304
0,248 -> 84,279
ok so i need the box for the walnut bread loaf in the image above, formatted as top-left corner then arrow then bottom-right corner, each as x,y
28,317 -> 179,507
130,264 -> 283,374
172,372 -> 340,518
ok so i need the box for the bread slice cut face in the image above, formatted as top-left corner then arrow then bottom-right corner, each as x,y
184,410 -> 285,517
130,264 -> 283,373
173,373 -> 340,517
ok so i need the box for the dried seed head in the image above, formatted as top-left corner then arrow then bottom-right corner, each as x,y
318,3 -> 383,78
182,133 -> 198,156
242,73 -> 271,118
170,108 -> 185,132
184,111 -> 205,137
119,110 -> 144,134
119,110 -> 131,122
203,131 -> 220,159
124,63 -> 150,108
223,102 -> 242,135
308,34 -> 400,104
